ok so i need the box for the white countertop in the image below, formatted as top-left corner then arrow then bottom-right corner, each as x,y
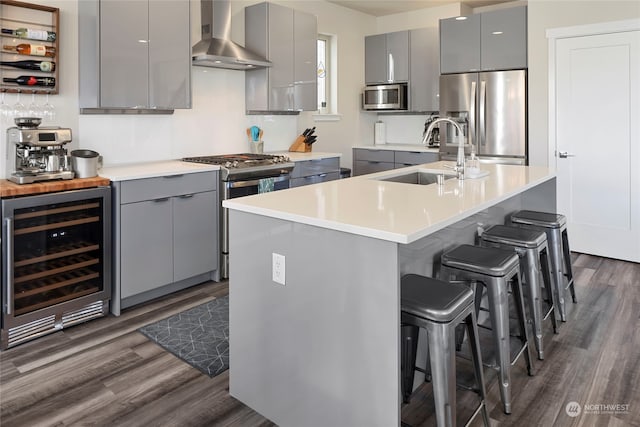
99,160 -> 220,181
223,162 -> 555,244
99,152 -> 341,181
353,144 -> 440,153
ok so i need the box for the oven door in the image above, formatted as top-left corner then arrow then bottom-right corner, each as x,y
221,173 -> 290,279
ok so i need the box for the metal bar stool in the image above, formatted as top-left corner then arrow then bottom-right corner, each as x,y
510,210 -> 577,322
401,274 -> 490,427
440,244 -> 535,415
480,225 -> 559,360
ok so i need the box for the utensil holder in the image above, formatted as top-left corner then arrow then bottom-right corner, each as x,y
250,140 -> 264,154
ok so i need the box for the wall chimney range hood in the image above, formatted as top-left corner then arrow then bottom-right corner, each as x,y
192,0 -> 271,70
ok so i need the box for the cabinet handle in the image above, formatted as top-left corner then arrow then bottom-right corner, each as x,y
388,53 -> 394,82
368,161 -> 380,164
178,194 -> 194,199
318,173 -> 328,178
154,198 -> 170,203
163,174 -> 184,179
5,218 -> 13,315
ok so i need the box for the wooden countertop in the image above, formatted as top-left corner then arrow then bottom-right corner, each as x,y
0,177 -> 111,197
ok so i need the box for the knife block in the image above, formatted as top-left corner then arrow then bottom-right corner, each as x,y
289,135 -> 312,153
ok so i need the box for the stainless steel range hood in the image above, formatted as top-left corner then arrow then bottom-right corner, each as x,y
192,0 -> 271,70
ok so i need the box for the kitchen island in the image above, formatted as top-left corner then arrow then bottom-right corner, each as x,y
223,162 -> 556,427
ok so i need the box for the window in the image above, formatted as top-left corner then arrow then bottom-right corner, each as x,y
317,35 -> 329,112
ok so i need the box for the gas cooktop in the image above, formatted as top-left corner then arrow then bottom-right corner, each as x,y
182,153 -> 294,180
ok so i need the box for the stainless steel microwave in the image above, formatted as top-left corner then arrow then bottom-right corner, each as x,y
362,83 -> 408,111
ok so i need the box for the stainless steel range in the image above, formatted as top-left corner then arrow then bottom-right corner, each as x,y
182,153 -> 294,278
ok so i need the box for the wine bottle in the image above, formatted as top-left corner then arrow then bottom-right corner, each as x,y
0,60 -> 55,72
2,75 -> 56,87
2,44 -> 56,58
1,27 -> 56,42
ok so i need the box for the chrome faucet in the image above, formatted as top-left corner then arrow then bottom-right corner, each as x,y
422,117 -> 466,180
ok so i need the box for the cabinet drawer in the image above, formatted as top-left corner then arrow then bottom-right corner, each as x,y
290,171 -> 340,187
353,148 -> 395,163
290,157 -> 340,178
120,171 -> 217,204
353,160 -> 395,176
394,151 -> 439,166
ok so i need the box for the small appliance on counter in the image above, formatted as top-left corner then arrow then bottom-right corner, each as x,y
7,118 -> 74,184
423,114 -> 440,147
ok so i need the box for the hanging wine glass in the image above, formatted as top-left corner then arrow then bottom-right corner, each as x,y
13,91 -> 26,118
43,92 -> 56,122
28,93 -> 43,118
0,91 -> 13,124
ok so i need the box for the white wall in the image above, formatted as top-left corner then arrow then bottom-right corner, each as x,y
527,0 -> 640,166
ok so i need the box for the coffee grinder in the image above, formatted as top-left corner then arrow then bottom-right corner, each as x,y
7,117 -> 74,184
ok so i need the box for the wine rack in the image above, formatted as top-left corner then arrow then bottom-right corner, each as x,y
1,187 -> 111,349
0,0 -> 59,94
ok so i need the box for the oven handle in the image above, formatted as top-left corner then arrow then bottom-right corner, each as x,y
5,218 -> 13,315
225,174 -> 290,189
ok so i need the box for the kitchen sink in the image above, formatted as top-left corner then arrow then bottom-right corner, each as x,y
376,170 -> 456,185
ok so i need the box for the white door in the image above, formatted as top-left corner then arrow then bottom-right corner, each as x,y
552,27 -> 640,262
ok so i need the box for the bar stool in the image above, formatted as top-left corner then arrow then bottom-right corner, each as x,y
401,274 -> 490,427
480,225 -> 559,360
440,244 -> 535,415
510,210 -> 577,322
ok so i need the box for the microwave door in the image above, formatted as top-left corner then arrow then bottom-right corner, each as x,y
438,73 -> 477,156
478,70 -> 527,158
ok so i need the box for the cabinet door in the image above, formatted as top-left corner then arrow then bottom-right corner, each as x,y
409,28 -> 439,112
365,34 -> 387,84
173,191 -> 218,282
268,3 -> 295,111
481,6 -> 527,71
293,10 -> 317,111
387,31 -> 409,82
353,160 -> 395,176
100,0 -> 149,108
440,14 -> 481,74
120,198 -> 173,298
149,0 -> 191,109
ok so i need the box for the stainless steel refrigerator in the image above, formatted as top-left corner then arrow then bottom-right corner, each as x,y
438,70 -> 527,165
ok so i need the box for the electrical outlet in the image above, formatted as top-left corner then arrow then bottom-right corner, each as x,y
272,253 -> 286,285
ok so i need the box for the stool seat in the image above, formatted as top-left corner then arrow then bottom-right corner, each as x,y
511,210 -> 566,228
401,274 -> 473,323
442,245 -> 519,277
482,225 -> 547,249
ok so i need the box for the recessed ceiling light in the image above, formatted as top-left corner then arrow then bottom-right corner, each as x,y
455,16 -> 467,21
492,31 -> 503,35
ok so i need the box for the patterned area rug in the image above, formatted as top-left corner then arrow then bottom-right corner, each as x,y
138,296 -> 229,377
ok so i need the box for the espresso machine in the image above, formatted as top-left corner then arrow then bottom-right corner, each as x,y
7,120 -> 74,184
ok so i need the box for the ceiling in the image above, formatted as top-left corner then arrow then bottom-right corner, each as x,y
326,0 -> 515,17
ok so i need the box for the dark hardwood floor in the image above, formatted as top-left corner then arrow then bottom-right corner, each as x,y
1,254 -> 638,426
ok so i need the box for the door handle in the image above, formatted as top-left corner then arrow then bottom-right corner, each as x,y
558,151 -> 576,158
5,218 -> 13,315
479,80 -> 486,146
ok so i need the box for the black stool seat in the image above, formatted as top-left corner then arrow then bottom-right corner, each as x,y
511,210 -> 566,228
482,225 -> 547,249
401,275 -> 473,323
442,245 -> 519,277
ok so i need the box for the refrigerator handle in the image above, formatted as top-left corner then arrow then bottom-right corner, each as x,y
469,81 -> 476,147
479,79 -> 486,146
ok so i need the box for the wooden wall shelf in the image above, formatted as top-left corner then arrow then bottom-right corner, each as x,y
0,0 -> 60,94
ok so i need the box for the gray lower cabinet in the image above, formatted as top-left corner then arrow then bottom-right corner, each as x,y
352,148 -> 395,176
353,148 -> 440,176
290,157 -> 340,187
78,0 -> 191,112
113,171 -> 219,313
394,151 -> 440,168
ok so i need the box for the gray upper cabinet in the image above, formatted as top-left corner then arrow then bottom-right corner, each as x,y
365,31 -> 409,84
78,0 -> 191,112
440,6 -> 527,74
440,13 -> 481,73
245,2 -> 317,112
480,6 -> 527,71
409,27 -> 439,112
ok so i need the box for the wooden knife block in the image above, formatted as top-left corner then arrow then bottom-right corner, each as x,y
288,135 -> 312,153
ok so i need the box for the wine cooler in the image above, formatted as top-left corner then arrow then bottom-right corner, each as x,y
1,187 -> 111,350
